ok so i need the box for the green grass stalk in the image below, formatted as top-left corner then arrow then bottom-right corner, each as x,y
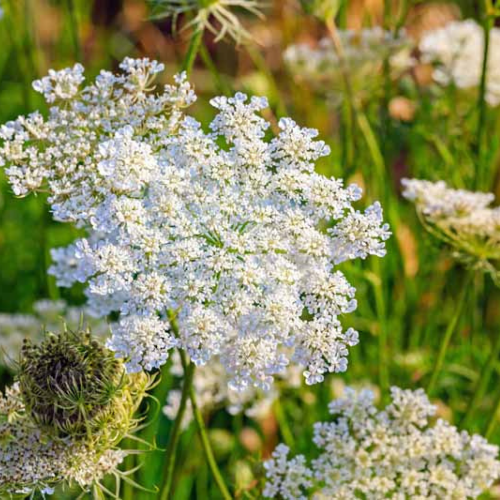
427,273 -> 472,395
462,329 -> 500,428
273,398 -> 295,449
486,387 -> 500,440
66,0 -> 82,61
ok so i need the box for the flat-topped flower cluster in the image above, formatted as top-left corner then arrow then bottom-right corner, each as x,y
0,58 -> 390,390
264,387 -> 500,499
402,178 -> 500,281
419,19 -> 500,106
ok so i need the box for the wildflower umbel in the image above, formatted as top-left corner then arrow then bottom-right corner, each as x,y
0,58 -> 390,389
402,178 -> 500,281
150,0 -> 265,43
264,386 -> 500,499
419,20 -> 500,106
0,329 -> 151,498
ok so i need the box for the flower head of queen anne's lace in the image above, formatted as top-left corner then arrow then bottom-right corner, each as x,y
402,178 -> 500,282
0,59 -> 390,389
264,387 -> 500,499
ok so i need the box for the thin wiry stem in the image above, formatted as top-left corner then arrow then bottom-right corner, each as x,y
486,385 -> 500,439
476,3 -> 493,190
181,351 -> 232,500
159,352 -> 195,500
181,27 -> 204,75
462,328 -> 500,428
427,273 -> 472,396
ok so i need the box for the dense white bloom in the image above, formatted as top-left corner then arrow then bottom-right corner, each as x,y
264,386 -> 500,499
420,20 -> 500,106
0,59 -> 390,389
32,63 -> 85,103
284,28 -> 413,98
0,299 -> 110,366
0,383 -> 126,497
402,178 -> 500,280
150,0 -> 265,43
264,444 -> 313,500
163,352 -> 302,427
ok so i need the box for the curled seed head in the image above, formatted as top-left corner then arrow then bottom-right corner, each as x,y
18,327 -> 125,438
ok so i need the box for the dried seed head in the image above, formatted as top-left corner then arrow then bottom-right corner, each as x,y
18,328 -> 125,438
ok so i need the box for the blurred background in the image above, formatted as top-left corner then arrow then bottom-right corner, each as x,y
1,1 -> 500,498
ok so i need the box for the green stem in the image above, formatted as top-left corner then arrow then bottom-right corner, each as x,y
356,109 -> 386,198
273,398 -> 295,449
368,263 -> 389,398
325,18 -> 356,173
122,438 -> 135,500
66,0 -> 82,61
245,44 -> 288,117
181,28 -> 204,75
427,273 -> 472,395
199,42 -> 233,95
159,355 -> 195,500
476,7 -> 493,190
486,387 -> 500,439
462,329 -> 500,428
181,352 -> 232,500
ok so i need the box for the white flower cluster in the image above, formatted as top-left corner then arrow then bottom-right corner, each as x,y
420,19 -> 500,106
163,353 -> 302,428
0,299 -> 110,366
0,383 -> 126,497
264,386 -> 500,499
284,28 -> 413,98
0,59 -> 390,389
402,178 -> 500,279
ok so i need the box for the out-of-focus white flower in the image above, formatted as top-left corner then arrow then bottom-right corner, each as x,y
0,299 -> 110,367
163,352 -> 302,427
402,178 -> 500,281
284,28 -> 414,100
150,0 -> 265,43
419,19 -> 500,106
0,59 -> 390,389
264,386 -> 500,499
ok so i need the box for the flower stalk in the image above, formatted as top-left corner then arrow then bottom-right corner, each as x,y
476,3 -> 493,190
159,354 -> 196,500
180,351 -> 233,500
